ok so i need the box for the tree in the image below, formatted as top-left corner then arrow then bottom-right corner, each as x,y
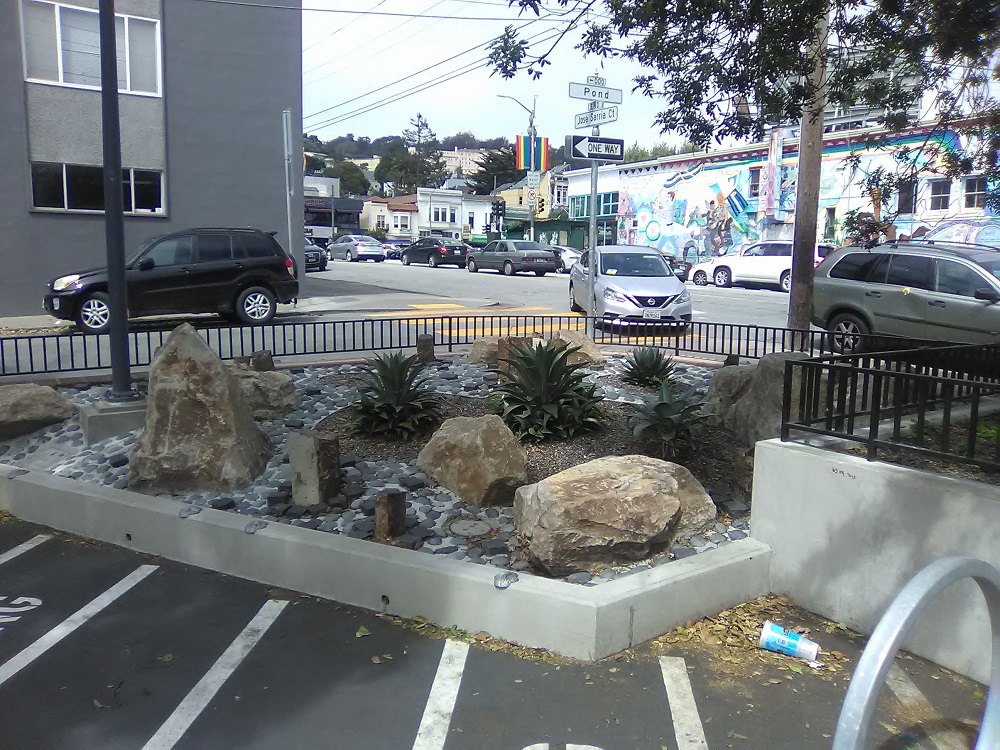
441,131 -> 480,150
321,160 -> 371,196
375,138 -> 418,196
468,149 -> 525,195
490,0 -> 1000,328
623,141 -> 701,162
402,113 -> 447,189
304,154 -> 326,175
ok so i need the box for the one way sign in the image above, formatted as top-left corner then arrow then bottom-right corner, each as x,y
565,135 -> 625,162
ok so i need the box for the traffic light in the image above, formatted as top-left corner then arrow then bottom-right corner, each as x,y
537,197 -> 546,214
491,199 -> 501,217
496,200 -> 506,217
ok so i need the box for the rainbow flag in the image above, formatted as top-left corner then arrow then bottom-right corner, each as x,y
515,135 -> 549,171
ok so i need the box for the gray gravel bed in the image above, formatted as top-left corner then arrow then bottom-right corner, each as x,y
0,355 -> 738,584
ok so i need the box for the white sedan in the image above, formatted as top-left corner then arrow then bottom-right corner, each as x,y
690,241 -> 836,292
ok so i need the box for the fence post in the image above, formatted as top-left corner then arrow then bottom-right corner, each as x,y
866,371 -> 883,461
780,360 -> 794,441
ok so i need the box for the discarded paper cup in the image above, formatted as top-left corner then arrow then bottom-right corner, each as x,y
758,620 -> 820,661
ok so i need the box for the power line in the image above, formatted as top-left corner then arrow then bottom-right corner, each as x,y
303,0 -> 390,54
184,0 -> 573,22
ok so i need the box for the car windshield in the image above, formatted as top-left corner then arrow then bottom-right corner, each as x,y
600,252 -> 672,277
355,237 -> 380,244
510,241 -> 545,252
978,258 -> 1000,279
125,236 -> 161,264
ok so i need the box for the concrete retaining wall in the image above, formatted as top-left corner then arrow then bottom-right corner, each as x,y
0,465 -> 771,661
752,439 -> 999,683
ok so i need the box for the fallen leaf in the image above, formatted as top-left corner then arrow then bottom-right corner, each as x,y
93,699 -> 108,709
356,626 -> 371,638
371,656 -> 382,664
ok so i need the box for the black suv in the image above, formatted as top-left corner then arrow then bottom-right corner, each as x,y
44,228 -> 299,333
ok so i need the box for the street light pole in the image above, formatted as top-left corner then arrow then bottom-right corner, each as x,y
497,94 -> 538,241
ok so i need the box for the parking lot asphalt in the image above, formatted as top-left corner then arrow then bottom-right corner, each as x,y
0,517 -> 987,749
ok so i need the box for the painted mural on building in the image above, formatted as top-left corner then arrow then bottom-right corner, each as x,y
615,126 -> 999,258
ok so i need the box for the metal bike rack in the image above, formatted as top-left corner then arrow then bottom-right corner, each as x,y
832,556 -> 1000,749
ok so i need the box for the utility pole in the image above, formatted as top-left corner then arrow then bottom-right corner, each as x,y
98,0 -> 134,400
787,8 -> 829,333
586,123 -> 599,338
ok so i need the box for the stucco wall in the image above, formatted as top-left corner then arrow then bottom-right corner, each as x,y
752,439 -> 999,683
0,0 -> 302,316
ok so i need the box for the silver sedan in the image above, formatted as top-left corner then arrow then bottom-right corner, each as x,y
568,245 -> 692,327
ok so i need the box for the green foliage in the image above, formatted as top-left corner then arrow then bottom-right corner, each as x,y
321,160 -> 371,196
491,341 -> 604,441
621,347 -> 676,388
348,352 -> 441,440
631,381 -> 705,459
469,148 -> 524,195
623,141 -> 702,163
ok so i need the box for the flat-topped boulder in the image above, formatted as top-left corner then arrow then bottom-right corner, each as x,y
550,330 -> 605,367
0,384 -> 76,440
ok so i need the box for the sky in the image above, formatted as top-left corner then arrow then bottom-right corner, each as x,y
300,0 -> 685,151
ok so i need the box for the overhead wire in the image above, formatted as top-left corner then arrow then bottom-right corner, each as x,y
303,0 -> 390,54
184,0 -> 573,22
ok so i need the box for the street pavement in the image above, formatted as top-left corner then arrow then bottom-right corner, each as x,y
0,517 -> 985,749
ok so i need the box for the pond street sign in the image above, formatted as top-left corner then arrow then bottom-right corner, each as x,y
575,105 -> 619,129
568,82 -> 623,104
566,135 -> 625,162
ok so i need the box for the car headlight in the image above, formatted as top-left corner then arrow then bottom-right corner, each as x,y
603,287 -> 629,303
52,274 -> 81,291
676,290 -> 691,303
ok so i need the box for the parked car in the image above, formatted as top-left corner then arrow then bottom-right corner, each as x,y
658,250 -> 692,281
327,234 -> 386,262
43,228 -> 299,333
466,240 -> 559,276
568,245 -> 692,327
401,238 -> 468,268
381,239 -> 410,260
813,241 -> 1000,352
690,241 -> 837,291
549,245 -> 582,273
304,241 -> 328,272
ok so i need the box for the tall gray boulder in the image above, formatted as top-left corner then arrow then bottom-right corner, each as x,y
730,351 -> 810,448
0,384 -> 76,440
129,324 -> 272,492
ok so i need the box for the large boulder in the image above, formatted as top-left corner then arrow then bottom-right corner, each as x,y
129,324 -> 272,492
417,415 -> 527,506
729,351 -> 810,448
515,455 -> 713,576
0,384 -> 76,440
226,364 -> 300,419
550,330 -> 606,368
468,337 -> 500,365
702,364 -> 755,427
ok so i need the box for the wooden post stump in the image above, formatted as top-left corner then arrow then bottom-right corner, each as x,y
496,336 -> 533,374
416,333 -> 435,363
375,490 -> 406,541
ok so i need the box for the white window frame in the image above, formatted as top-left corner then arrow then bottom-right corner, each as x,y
29,161 -> 166,215
375,213 -> 387,230
19,0 -> 163,98
398,214 -> 410,230
964,176 -> 987,210
929,179 -> 951,211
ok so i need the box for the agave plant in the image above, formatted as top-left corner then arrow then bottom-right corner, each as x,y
631,380 -> 705,458
491,340 -> 604,440
621,346 -> 676,388
347,351 -> 442,440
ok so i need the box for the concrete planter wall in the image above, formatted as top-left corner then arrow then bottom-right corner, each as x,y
752,439 -> 999,683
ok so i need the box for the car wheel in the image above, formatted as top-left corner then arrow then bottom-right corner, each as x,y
713,267 -> 732,287
534,270 -> 547,277
375,258 -> 385,263
320,260 -> 328,272
235,286 -> 276,325
503,260 -> 516,276
569,283 -> 584,313
828,312 -> 870,354
692,270 -> 708,286
76,292 -> 112,334
780,271 -> 791,293
401,255 -> 410,266
349,250 -> 358,262
467,258 -> 478,273
428,254 -> 439,268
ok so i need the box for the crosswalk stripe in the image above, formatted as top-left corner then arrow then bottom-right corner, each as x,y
0,564 -> 158,686
0,534 -> 52,567
886,663 -> 966,750
141,599 -> 288,749
412,640 -> 470,750
660,656 -> 710,749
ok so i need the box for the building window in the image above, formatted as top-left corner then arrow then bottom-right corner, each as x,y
22,1 -> 161,95
929,179 -> 951,211
598,192 -> 618,216
749,167 -> 762,198
432,207 -> 441,222
376,214 -> 387,230
30,161 -> 163,213
468,212 -> 475,228
823,207 -> 837,241
965,176 -> 987,209
897,179 -> 917,214
449,208 -> 456,224
393,214 -> 409,230
569,195 -> 589,218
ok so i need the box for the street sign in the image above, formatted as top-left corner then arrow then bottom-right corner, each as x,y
586,75 -> 606,86
526,171 -> 540,188
574,105 -> 619,129
527,187 -> 537,205
566,135 -> 625,162
568,82 -> 623,104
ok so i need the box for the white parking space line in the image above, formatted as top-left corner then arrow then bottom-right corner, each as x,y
412,640 -> 470,750
0,534 -> 52,566
886,663 -> 966,750
141,598 -> 289,750
0,564 -> 158,686
660,656 -> 710,750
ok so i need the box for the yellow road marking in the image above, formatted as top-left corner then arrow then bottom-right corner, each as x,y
408,303 -> 465,309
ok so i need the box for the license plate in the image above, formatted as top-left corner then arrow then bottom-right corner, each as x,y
642,309 -> 661,319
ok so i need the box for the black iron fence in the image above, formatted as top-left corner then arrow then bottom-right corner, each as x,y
1,314 -> 909,379
781,343 -> 1000,471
